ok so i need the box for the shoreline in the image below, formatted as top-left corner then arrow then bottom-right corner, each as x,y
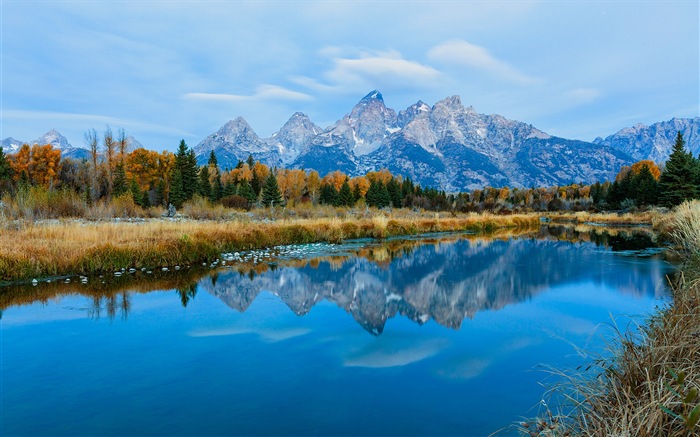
0,212 -> 542,283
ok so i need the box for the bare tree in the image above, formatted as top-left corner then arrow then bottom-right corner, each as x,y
103,125 -> 115,192
117,127 -> 129,163
84,128 -> 99,201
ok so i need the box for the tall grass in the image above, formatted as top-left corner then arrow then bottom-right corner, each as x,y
0,213 -> 541,282
519,201 -> 700,436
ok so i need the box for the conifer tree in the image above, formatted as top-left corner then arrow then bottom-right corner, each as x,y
658,132 -> 698,207
0,146 -> 11,180
261,172 -> 283,207
366,180 -> 390,208
338,180 -> 354,206
319,183 -> 339,206
112,162 -> 128,197
633,164 -> 659,206
198,166 -> 211,199
170,168 -> 185,208
237,180 -> 257,205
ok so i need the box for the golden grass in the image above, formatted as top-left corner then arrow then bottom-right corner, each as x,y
520,201 -> 700,436
546,210 -> 659,225
0,212 -> 540,282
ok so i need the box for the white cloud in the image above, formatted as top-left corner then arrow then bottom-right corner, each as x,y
294,48 -> 441,93
183,85 -> 313,103
3,109 -> 192,137
343,338 -> 448,368
428,40 -> 537,84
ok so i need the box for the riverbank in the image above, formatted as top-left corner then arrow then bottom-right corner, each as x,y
0,211 -> 539,283
522,201 -> 700,436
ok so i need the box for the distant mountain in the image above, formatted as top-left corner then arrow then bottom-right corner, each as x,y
193,117 -> 281,169
0,137 -> 24,154
195,91 -> 636,190
1,129 -> 91,160
593,117 -> 700,163
263,112 -> 322,166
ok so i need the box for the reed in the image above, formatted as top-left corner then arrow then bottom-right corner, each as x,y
518,201 -> 700,436
0,212 -> 541,282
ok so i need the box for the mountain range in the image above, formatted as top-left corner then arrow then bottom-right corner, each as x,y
3,92 -> 698,190
192,91 -> 698,190
0,129 -> 143,161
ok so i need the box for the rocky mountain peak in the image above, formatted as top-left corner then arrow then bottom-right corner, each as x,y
36,129 -> 71,149
266,112 -> 321,164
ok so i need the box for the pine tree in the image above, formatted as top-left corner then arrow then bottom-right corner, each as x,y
0,146 -> 12,180
170,168 -> 185,208
633,164 -> 659,206
319,183 -> 339,206
338,180 -> 354,206
261,172 -> 283,207
237,180 -> 257,205
366,180 -> 390,208
658,132 -> 698,207
198,166 -> 211,199
112,162 -> 128,197
387,178 -> 402,208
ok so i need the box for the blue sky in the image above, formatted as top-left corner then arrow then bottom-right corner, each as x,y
2,1 -> 698,151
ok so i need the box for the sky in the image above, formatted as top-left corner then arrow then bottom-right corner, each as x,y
2,0 -> 699,152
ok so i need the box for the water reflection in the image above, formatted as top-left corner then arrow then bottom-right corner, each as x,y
1,225 -> 671,332
203,231 -> 670,335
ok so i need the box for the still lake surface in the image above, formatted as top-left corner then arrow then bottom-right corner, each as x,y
1,226 -> 675,436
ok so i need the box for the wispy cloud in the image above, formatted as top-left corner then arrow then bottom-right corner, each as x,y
564,88 -> 602,105
428,40 -> 537,84
3,109 -> 192,137
188,326 -> 311,343
184,85 -> 313,103
343,338 -> 448,368
294,49 -> 441,93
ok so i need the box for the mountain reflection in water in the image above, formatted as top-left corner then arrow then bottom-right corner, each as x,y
0,225 -> 671,334
203,228 -> 670,335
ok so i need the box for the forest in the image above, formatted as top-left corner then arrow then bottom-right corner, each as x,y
0,129 -> 698,221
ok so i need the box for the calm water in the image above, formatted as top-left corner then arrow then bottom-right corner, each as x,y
1,227 -> 675,436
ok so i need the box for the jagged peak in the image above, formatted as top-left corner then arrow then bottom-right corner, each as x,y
221,116 -> 253,132
361,90 -> 383,102
434,95 -> 463,110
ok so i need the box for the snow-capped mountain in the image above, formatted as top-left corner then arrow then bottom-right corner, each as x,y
593,117 -> 700,163
1,129 -> 91,160
263,112 -> 322,165
194,117 -> 281,169
0,137 -> 24,154
196,91 -> 638,190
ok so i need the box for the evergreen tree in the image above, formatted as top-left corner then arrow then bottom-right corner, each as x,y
658,132 -> 698,207
185,149 -> 199,199
223,181 -> 236,197
352,183 -> 362,202
198,166 -> 211,199
208,150 -> 218,167
251,169 -> 262,196
0,146 -> 12,180
319,183 -> 339,206
155,179 -> 166,207
366,180 -> 390,208
338,180 -> 354,206
633,164 -> 659,206
387,178 -> 402,208
261,172 -> 283,207
129,178 -> 142,205
237,180 -> 257,205
112,162 -> 128,197
170,168 -> 185,208
246,154 -> 255,169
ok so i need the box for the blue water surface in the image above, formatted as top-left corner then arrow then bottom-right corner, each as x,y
1,232 -> 675,436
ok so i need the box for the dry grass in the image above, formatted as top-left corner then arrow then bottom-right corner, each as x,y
0,212 -> 540,282
519,201 -> 700,436
547,210 -> 660,225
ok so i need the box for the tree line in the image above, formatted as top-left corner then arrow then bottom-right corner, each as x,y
0,128 -> 698,213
